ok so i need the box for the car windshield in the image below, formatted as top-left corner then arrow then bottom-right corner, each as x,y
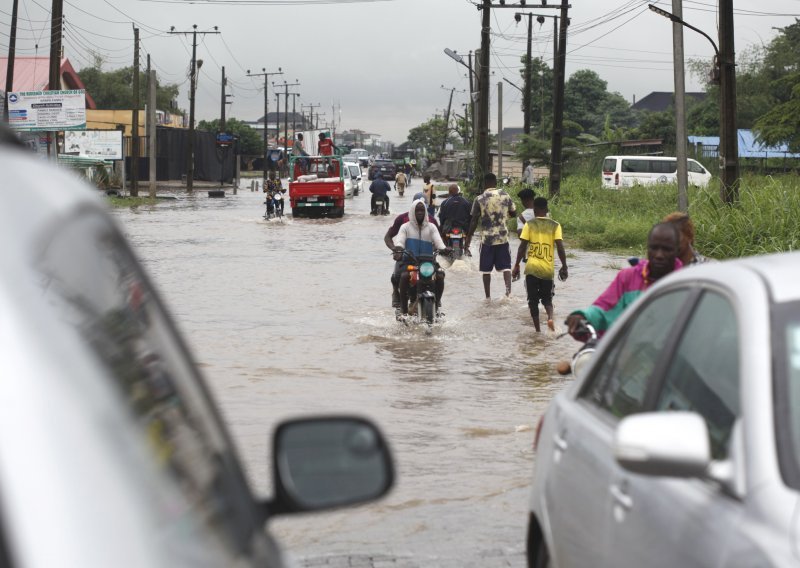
773,300 -> 800,490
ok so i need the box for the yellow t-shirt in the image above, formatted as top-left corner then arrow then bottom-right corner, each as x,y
520,217 -> 563,279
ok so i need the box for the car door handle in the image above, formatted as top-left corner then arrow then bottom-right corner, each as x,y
610,483 -> 633,510
553,434 -> 568,452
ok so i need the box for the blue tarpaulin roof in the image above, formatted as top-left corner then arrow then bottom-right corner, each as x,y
688,129 -> 800,159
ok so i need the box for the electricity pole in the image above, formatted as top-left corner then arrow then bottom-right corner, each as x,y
290,92 -> 300,137
671,0 -> 688,212
147,55 -> 157,198
246,67 -> 282,179
718,0 -> 739,203
274,80 -> 300,151
131,26 -> 140,197
549,0 -> 570,197
169,25 -> 219,192
441,86 -> 455,155
497,81 -> 503,176
302,103 -> 320,131
524,13 -> 532,159
48,0 -> 64,159
3,0 -> 19,122
477,0 -> 491,187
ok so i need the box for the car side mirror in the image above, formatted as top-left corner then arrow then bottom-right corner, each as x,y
267,416 -> 394,516
614,411 -> 711,478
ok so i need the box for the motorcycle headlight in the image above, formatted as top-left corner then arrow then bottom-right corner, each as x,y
419,262 -> 435,278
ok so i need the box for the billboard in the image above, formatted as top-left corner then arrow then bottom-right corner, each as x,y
7,90 -> 87,131
64,130 -> 123,160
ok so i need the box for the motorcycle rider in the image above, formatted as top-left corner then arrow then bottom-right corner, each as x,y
438,183 -> 472,253
384,194 -> 440,308
392,199 -> 451,316
369,173 -> 391,215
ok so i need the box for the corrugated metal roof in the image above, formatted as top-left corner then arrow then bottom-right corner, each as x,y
688,129 -> 800,159
0,57 -> 96,108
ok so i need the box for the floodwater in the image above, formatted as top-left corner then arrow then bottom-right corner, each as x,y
112,177 -> 622,566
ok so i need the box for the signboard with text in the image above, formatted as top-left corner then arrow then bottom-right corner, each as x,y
7,90 -> 87,131
64,130 -> 123,160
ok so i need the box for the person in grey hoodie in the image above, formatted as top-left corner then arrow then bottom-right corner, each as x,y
392,199 -> 451,315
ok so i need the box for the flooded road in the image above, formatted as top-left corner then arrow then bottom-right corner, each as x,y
112,178 -> 622,567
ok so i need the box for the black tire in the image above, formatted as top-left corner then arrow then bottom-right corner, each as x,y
292,208 -> 301,218
421,297 -> 435,324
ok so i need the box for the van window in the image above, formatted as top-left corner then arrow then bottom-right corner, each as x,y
621,159 -> 647,173
651,160 -> 677,174
603,158 -> 617,172
688,161 -> 706,174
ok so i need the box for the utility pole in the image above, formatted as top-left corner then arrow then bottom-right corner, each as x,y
147,55 -> 157,198
246,67 -> 282,180
497,81 -> 503,176
3,0 -> 19,122
672,0 -> 688,212
220,66 -> 227,131
468,51 -> 476,153
477,0 -> 491,187
302,103 -> 320,131
523,12 -> 532,163
169,25 -> 219,192
131,27 -> 140,197
441,86 -> 455,155
290,92 -> 300,137
274,80 -> 300,151
48,0 -> 64,159
549,0 -> 569,197
719,0 -> 739,203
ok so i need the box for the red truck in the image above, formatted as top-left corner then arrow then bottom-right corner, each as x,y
288,155 -> 345,218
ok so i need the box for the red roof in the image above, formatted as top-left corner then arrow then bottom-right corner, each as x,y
0,57 -> 96,109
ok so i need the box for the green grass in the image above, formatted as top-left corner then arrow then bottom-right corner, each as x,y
106,196 -> 159,208
504,174 -> 800,259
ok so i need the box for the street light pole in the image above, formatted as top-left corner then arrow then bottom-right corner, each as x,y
647,4 -> 736,203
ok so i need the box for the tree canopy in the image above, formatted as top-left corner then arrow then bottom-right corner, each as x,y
79,59 -> 182,114
197,118 -> 262,155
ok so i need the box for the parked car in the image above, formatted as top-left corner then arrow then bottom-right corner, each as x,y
601,155 -> 712,189
368,159 -> 396,181
343,160 -> 362,196
528,252 -> 800,567
0,129 -> 394,567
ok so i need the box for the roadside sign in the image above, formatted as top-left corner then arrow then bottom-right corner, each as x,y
64,130 -> 123,160
7,90 -> 87,131
216,132 -> 235,147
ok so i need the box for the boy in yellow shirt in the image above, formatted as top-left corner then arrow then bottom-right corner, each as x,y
511,197 -> 568,331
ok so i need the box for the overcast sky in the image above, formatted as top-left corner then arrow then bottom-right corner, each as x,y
3,0 -> 799,143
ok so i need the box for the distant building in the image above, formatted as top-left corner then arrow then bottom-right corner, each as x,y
632,91 -> 706,113
500,127 -> 526,145
688,129 -> 800,159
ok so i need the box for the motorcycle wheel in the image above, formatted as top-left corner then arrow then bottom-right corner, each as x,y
420,297 -> 435,325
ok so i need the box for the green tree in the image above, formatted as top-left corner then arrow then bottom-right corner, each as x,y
197,118 -> 262,155
633,109 -> 676,148
80,59 -> 182,114
519,57 -> 554,138
564,70 -> 634,137
753,19 -> 800,151
406,117 -> 455,159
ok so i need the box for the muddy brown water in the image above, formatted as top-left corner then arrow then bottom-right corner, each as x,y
112,179 -> 622,565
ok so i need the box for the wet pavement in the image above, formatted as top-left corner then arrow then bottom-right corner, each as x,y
111,175 -> 622,566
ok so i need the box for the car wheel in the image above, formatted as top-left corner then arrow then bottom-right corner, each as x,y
527,514 -> 550,568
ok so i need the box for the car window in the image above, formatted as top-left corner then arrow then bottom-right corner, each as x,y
36,211 -> 257,557
655,292 -> 740,459
602,158 -> 617,172
582,290 -> 690,419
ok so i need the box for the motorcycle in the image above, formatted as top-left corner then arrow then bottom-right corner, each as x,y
372,196 -> 389,216
556,320 -> 598,378
445,225 -> 468,259
264,190 -> 285,220
397,250 -> 444,328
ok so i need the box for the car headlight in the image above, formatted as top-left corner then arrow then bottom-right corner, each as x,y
419,262 -> 435,278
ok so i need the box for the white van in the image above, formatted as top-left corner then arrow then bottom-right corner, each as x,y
602,156 -> 712,188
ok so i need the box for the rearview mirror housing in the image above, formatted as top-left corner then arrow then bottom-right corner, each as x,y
268,416 -> 394,516
614,411 -> 711,478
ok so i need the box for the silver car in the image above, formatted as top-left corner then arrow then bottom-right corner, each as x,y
0,131 -> 393,567
529,253 -> 800,567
